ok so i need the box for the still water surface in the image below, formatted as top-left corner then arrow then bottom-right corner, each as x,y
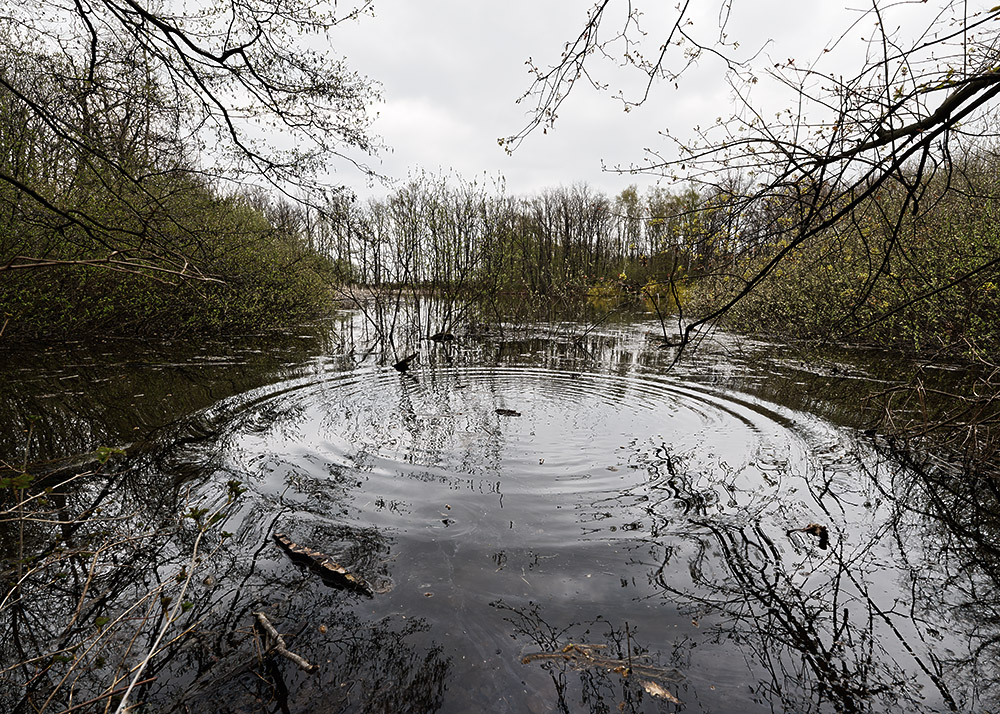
1,312 -> 996,713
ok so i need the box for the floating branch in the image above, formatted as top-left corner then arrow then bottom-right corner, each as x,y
272,532 -> 374,597
522,643 -> 683,703
254,612 -> 318,674
787,523 -> 830,550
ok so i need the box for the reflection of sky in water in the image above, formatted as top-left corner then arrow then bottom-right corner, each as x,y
228,367 -> 812,544
4,316 -> 995,713
195,325 -> 991,714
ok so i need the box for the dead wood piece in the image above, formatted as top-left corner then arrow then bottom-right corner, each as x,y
254,612 -> 318,673
430,331 -> 455,343
641,680 -> 682,704
787,523 -> 830,550
393,353 -> 419,372
272,533 -> 374,597
521,643 -> 684,684
496,408 -> 521,417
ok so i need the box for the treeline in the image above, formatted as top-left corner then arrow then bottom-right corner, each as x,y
317,155 -> 1000,356
320,173 -> 736,305
0,37 -> 341,339
8,33 -> 999,354
695,151 -> 1000,354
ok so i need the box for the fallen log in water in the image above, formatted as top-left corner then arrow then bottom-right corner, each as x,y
272,532 -> 374,597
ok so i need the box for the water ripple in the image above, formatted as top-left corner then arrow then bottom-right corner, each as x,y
209,365 -> 837,551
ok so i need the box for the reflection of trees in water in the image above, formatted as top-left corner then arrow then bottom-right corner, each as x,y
877,443 -> 1000,704
0,448 -> 228,713
10,316 -> 1000,712
492,600 -> 685,714
679,523 -> 926,713
490,436 -> 1000,713
0,432 -> 451,714
146,491 -> 450,713
176,603 -> 450,714
619,442 -> 997,713
0,330 -> 343,465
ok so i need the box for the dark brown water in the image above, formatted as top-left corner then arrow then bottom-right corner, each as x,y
1,312 -> 996,713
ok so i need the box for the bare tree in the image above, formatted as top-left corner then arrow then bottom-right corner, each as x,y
505,1 -> 1000,350
0,0 -> 379,280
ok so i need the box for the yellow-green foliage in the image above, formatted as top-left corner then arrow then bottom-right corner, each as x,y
697,166 -> 1000,353
586,280 -> 626,311
0,186 -> 337,339
0,40 -> 338,340
585,277 -> 685,315
639,279 -> 685,315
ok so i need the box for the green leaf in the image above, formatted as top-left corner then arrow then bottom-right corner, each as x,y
94,446 -> 126,465
0,473 -> 33,489
185,507 -> 210,522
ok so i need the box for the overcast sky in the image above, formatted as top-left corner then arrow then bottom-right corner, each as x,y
330,0 -> 951,200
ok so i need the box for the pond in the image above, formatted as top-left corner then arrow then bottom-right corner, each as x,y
1,309 -> 997,713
